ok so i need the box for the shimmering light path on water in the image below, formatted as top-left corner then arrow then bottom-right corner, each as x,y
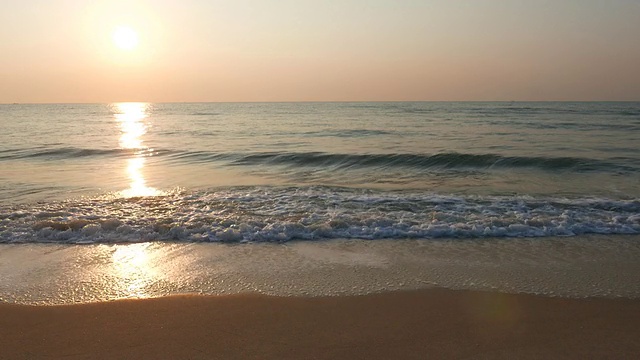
114,102 -> 163,197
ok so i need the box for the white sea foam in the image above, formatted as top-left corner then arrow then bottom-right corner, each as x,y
1,187 -> 638,244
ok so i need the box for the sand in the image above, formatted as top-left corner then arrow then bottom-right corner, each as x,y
1,289 -> 639,360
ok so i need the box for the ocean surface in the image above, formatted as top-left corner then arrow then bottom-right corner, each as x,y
1,102 -> 640,303
1,102 -> 639,243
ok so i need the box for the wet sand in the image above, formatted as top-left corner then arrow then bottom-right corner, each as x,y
1,289 -> 639,360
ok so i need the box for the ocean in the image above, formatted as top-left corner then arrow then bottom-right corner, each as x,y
1,102 -> 639,303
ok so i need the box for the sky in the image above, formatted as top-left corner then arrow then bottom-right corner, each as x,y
1,0 -> 639,103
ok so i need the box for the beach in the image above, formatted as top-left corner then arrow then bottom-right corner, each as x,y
2,289 -> 640,359
1,102 -> 639,358
2,0 -> 640,356
2,236 -> 640,359
3,236 -> 640,304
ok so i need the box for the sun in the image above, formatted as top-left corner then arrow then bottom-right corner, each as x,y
112,26 -> 139,50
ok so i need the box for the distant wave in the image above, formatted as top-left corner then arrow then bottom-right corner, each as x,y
300,129 -> 394,137
190,112 -> 221,116
0,147 -> 171,160
465,104 -> 640,117
169,151 -> 636,173
0,147 -> 123,160
3,146 -> 636,174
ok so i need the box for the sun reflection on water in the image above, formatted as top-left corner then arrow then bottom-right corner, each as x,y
113,102 -> 163,197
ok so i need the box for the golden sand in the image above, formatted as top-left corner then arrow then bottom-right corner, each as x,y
1,289 -> 639,359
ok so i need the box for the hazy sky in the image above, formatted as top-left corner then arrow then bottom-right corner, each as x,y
1,0 -> 639,103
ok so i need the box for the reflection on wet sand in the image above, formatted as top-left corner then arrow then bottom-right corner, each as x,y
111,243 -> 155,298
2,236 -> 640,304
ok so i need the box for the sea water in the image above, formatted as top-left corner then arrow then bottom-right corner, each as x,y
1,102 -> 639,303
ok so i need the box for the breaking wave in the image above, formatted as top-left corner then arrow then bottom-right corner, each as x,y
1,186 -> 638,244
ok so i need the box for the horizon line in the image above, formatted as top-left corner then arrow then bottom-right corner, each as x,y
2,100 -> 639,105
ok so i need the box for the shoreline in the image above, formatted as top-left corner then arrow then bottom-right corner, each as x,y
2,235 -> 640,304
2,288 -> 640,359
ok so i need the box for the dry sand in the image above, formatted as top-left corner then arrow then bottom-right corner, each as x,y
1,289 -> 639,360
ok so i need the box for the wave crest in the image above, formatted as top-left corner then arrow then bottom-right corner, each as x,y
1,186 -> 638,244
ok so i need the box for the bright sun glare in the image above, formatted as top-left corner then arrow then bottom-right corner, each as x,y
112,26 -> 139,50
